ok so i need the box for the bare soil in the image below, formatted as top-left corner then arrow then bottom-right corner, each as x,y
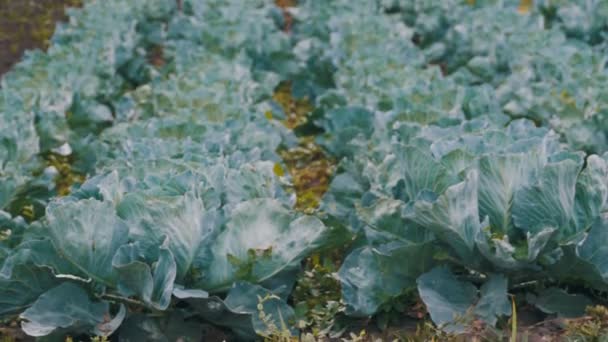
0,0 -> 81,75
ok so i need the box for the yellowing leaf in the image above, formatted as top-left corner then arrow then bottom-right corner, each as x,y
273,163 -> 285,177
518,0 -> 533,14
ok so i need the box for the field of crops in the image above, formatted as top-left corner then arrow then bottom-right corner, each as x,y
3,0 -> 608,341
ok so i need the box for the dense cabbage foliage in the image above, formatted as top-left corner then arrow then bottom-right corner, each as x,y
310,0 -> 608,331
3,0 -> 608,339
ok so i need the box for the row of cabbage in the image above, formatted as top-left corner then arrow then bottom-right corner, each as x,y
4,0 -> 608,339
0,0 -> 347,340
292,0 -> 608,332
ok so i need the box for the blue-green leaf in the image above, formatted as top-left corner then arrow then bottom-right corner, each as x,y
474,274 -> 511,326
532,287 -> 591,318
411,170 -> 481,263
20,283 -> 117,337
199,199 -> 329,291
46,199 -> 129,285
0,262 -> 58,316
575,154 -> 608,230
339,241 -> 435,316
112,242 -> 176,310
184,282 -> 295,339
478,153 -> 538,233
512,156 -> 583,237
417,266 -> 477,333
378,145 -> 451,203
117,192 -> 211,279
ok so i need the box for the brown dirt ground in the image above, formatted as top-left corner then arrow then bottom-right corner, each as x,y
0,0 -> 81,75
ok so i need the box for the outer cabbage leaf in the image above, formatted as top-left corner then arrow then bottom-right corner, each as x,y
417,267 -> 511,332
531,287 -> 591,318
316,107 -> 375,158
46,199 -> 129,286
0,261 -> 58,316
197,199 -> 329,291
112,242 -> 177,310
3,238 -> 84,277
478,153 -> 539,234
320,158 -> 370,232
574,154 -> 608,230
182,282 -> 295,339
117,191 -> 211,279
575,217 -> 608,283
473,274 -> 511,326
357,197 -> 434,245
548,242 -> 608,292
409,170 -> 481,263
417,267 -> 478,333
338,241 -> 435,316
378,145 -> 452,202
117,311 -> 203,342
20,283 -> 123,337
512,154 -> 583,237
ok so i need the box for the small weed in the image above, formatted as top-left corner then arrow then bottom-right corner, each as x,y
564,306 -> 608,341
257,294 -> 299,342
